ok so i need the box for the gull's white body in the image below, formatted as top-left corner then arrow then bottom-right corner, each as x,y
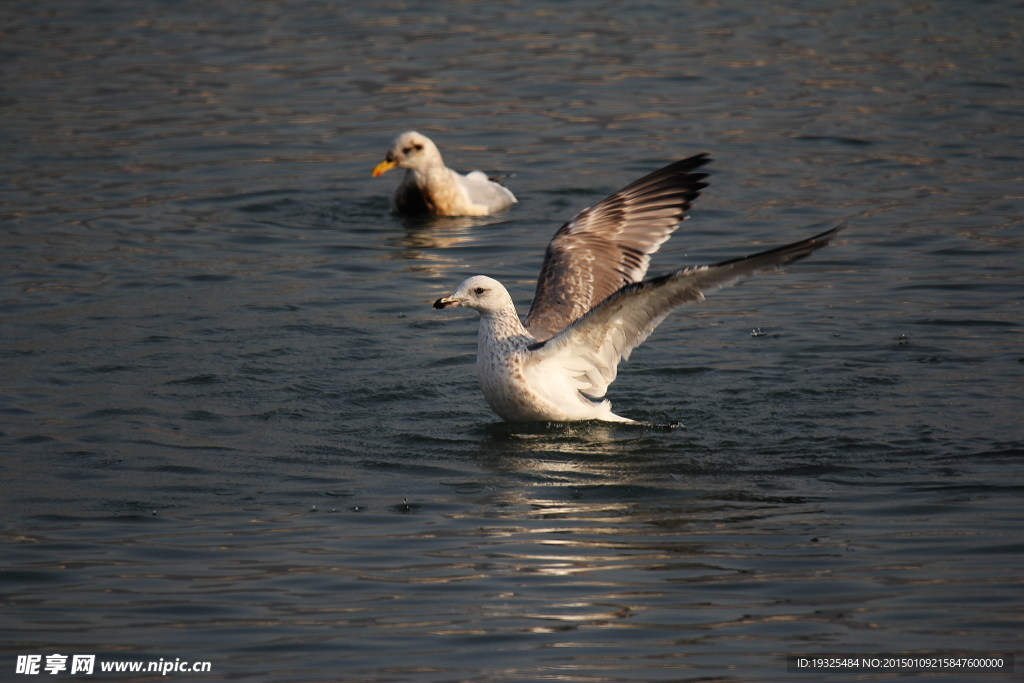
433,154 -> 841,423
443,276 -> 634,422
373,131 -> 516,217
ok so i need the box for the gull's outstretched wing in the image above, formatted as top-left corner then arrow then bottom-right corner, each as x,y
525,226 -> 842,401
524,154 -> 711,340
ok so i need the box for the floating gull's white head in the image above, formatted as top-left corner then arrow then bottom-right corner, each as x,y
372,131 -> 443,177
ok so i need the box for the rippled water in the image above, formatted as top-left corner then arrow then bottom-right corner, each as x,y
2,1 -> 1022,681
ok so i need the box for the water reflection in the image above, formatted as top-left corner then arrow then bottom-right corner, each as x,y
380,213 -> 519,278
389,217 -> 478,255
425,438 -> 828,646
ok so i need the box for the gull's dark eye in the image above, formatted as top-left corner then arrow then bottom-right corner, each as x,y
402,146 -> 413,155
413,143 -> 423,151
474,287 -> 486,295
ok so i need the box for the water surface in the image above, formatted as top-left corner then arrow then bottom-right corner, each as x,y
2,1 -> 1022,680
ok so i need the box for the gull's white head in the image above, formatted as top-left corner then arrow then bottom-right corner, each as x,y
372,131 -> 443,176
433,275 -> 513,316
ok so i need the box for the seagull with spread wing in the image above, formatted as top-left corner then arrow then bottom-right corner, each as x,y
433,154 -> 841,423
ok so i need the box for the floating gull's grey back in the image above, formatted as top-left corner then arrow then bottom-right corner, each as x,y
433,154 -> 843,423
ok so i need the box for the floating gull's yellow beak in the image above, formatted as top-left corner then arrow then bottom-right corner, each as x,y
372,159 -> 397,177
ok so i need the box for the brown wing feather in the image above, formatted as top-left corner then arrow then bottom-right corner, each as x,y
524,154 -> 711,340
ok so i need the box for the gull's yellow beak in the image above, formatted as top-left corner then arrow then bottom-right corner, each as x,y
372,159 -> 397,177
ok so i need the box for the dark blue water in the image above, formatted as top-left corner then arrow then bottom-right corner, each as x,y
2,1 -> 1022,680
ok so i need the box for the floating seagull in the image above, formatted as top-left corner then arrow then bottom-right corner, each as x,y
433,154 -> 841,423
372,131 -> 517,216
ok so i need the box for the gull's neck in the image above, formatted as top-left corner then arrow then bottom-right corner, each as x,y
408,150 -> 445,175
477,303 -> 533,350
406,162 -> 457,193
